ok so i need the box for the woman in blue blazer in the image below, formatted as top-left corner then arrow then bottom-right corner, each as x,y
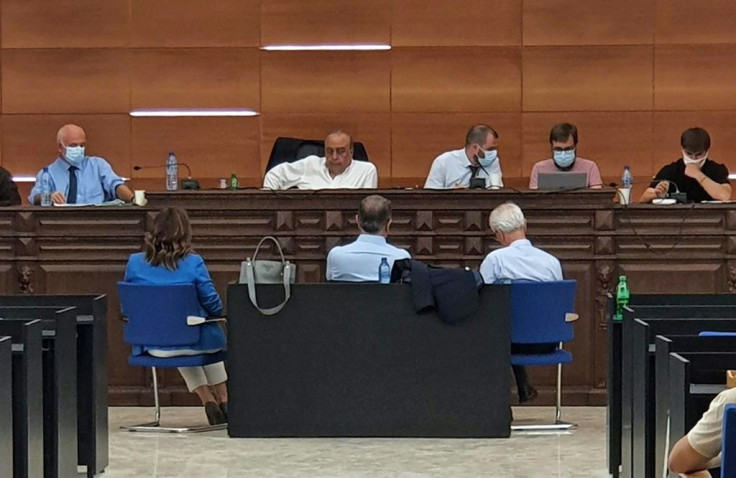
123,207 -> 227,425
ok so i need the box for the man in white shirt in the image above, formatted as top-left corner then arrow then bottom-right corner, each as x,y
424,124 -> 504,189
480,202 -> 563,403
263,130 -> 377,190
326,195 -> 410,282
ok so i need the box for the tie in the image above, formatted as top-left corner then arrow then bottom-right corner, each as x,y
468,165 -> 480,184
67,166 -> 78,204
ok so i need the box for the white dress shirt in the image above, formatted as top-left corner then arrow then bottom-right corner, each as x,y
424,148 -> 503,189
326,234 -> 411,282
263,156 -> 378,190
480,239 -> 562,284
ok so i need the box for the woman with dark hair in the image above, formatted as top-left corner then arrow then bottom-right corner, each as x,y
123,207 -> 227,425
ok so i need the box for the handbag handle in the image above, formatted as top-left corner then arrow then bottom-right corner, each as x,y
251,236 -> 286,264
246,236 -> 292,316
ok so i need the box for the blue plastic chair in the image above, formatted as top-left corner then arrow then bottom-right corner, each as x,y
721,404 -> 736,477
509,280 -> 577,431
118,282 -> 227,433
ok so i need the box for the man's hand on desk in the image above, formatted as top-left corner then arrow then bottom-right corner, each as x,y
50,191 -> 66,204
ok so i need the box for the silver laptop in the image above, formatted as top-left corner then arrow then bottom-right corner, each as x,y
537,172 -> 588,191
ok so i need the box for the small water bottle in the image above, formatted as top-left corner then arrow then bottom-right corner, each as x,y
166,152 -> 178,191
229,173 -> 238,190
40,167 -> 52,207
378,257 -> 390,284
621,165 -> 633,189
614,275 -> 630,321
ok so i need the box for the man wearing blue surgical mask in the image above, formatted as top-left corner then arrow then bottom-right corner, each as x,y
528,123 -> 602,189
29,124 -> 134,205
424,124 -> 504,189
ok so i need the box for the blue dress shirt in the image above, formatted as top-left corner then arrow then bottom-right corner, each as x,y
28,156 -> 124,204
424,148 -> 503,189
326,234 -> 411,282
480,239 -> 563,284
123,252 -> 224,353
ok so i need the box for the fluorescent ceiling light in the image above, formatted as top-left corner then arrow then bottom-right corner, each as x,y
729,173 -> 736,180
261,44 -> 391,51
130,109 -> 259,117
12,175 -> 37,183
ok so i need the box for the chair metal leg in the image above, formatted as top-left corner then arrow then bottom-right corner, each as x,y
122,367 -> 227,433
512,343 -> 577,432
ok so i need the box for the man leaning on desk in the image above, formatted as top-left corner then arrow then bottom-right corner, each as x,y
28,124 -> 134,205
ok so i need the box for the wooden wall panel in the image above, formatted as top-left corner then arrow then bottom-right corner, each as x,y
131,49 -> 260,110
521,113 -> 654,179
131,0 -> 260,47
261,0 -> 391,46
653,112 -> 736,172
1,49 -> 130,114
1,115 -> 131,179
523,0 -> 654,45
260,114 -> 391,182
654,45 -> 736,111
130,117 -> 261,185
261,51 -> 390,113
391,47 -> 521,113
391,0 -> 521,46
523,46 -> 653,112
655,0 -> 736,44
1,0 -> 130,48
391,113 -> 523,182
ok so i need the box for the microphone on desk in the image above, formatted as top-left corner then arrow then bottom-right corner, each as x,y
132,164 -> 200,190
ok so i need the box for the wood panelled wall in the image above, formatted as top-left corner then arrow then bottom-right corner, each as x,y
1,0 -> 736,193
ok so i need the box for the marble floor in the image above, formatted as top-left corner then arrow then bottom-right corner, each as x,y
96,406 -> 609,478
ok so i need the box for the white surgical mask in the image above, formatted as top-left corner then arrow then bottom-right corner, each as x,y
682,150 -> 707,167
553,149 -> 576,169
478,148 -> 498,168
64,145 -> 85,165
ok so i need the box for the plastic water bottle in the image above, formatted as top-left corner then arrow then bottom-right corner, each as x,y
40,167 -> 52,207
229,173 -> 238,190
166,152 -> 178,191
614,275 -> 630,321
378,257 -> 390,284
621,165 -> 633,189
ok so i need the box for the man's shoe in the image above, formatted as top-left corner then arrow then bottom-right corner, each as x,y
518,385 -> 538,404
205,401 -> 226,425
219,402 -> 228,422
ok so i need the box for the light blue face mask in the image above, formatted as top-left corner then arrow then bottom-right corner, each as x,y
478,148 -> 498,168
553,149 -> 575,169
64,146 -> 85,165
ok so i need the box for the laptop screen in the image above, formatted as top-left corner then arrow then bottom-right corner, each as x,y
537,172 -> 588,190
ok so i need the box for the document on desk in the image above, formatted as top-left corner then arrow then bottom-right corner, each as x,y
53,199 -> 128,207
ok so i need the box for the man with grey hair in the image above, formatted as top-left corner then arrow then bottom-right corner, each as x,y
424,124 -> 504,189
263,130 -> 377,190
480,201 -> 563,402
326,195 -> 410,282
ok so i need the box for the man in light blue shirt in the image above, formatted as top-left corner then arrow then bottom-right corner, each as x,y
480,201 -> 563,403
424,124 -> 504,189
29,124 -> 134,205
326,195 -> 411,282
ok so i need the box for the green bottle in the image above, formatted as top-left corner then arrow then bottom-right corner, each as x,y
229,173 -> 238,190
614,275 -> 630,321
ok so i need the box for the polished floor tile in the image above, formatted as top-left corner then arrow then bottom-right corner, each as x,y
98,406 -> 609,477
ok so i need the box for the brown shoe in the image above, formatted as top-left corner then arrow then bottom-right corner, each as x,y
205,401 -> 226,425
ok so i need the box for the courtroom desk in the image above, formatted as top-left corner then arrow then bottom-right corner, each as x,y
1,192 -> 735,406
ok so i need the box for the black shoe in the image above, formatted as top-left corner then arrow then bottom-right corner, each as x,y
205,401 -> 226,425
219,402 -> 228,422
518,385 -> 538,404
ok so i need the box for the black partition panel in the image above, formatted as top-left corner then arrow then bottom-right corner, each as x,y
631,295 -> 736,306
0,320 -> 43,478
0,336 -> 12,478
227,283 -> 511,438
0,307 -> 78,478
628,305 -> 736,319
606,295 -> 622,478
0,295 -> 108,477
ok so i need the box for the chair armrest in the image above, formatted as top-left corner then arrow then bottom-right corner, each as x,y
565,313 -> 579,323
119,314 -> 128,323
187,315 -> 228,326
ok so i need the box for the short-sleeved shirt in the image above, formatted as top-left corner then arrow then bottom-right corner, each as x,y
649,158 -> 730,203
687,387 -> 736,461
529,157 -> 603,189
326,234 -> 411,282
28,156 -> 124,204
263,156 -> 377,190
424,148 -> 504,189
480,239 -> 563,284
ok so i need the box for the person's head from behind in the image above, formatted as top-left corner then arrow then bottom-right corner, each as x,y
489,202 -> 526,247
680,127 -> 711,165
464,124 -> 499,167
57,124 -> 87,166
357,195 -> 392,236
549,123 -> 578,169
144,207 -> 193,270
324,130 -> 354,176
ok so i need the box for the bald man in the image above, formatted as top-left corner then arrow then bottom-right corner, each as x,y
29,124 -> 134,205
263,130 -> 377,190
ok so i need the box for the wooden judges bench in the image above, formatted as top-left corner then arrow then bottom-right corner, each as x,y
1,188 -> 735,406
